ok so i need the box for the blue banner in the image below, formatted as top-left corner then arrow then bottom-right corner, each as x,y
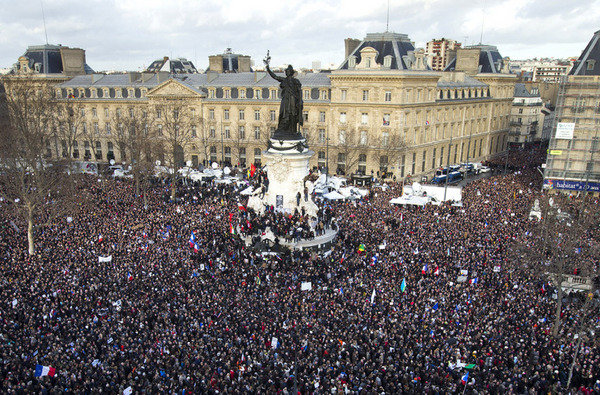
544,179 -> 600,192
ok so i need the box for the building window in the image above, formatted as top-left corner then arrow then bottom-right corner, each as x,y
341,89 -> 347,101
318,151 -> 326,169
129,108 -> 134,118
72,141 -> 79,159
210,146 -> 217,162
358,154 -> 367,174
337,153 -> 346,174
385,91 -> 392,102
239,109 -> 245,120
361,113 -> 368,125
95,141 -> 103,160
80,108 -> 85,117
105,123 -> 111,135
191,125 -> 197,138
239,89 -> 246,99
340,112 -> 346,123
224,147 -> 231,164
320,90 -> 328,100
362,90 -> 369,101
270,90 -> 277,100
254,110 -> 260,121
209,89 -> 215,98
209,127 -> 216,138
360,131 -> 367,145
587,59 -> 596,70
254,89 -> 261,99
318,129 -> 326,143
224,127 -> 231,139
224,109 -> 230,120
338,130 -> 346,144
238,126 -> 245,139
209,108 -> 215,120
104,108 -> 109,118
91,107 -> 97,117
412,152 -> 416,174
254,148 -> 262,165
319,111 -> 326,122
400,154 -> 405,177
303,90 -> 310,100
156,109 -> 161,119
302,111 -> 309,122
94,122 -> 99,134
379,155 -> 388,174
382,113 -> 390,126
254,126 -> 261,140
381,131 -> 389,146
270,110 -> 276,121
432,148 -> 437,168
518,108 -> 523,114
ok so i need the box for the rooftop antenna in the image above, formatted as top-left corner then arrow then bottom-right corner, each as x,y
40,0 -> 49,44
479,0 -> 485,44
386,0 -> 390,32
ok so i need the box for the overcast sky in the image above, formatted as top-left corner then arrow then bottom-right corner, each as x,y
2,0 -> 599,72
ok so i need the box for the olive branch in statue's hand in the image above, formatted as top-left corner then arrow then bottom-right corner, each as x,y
263,50 -> 271,67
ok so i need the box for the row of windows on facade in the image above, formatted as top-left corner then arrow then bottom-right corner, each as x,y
58,87 -> 329,101
58,85 -> 490,103
50,133 -> 504,179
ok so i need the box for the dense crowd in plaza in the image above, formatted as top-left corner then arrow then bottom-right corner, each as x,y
0,150 -> 599,393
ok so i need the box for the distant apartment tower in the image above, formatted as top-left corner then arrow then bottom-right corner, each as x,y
508,83 -> 545,147
532,64 -> 571,83
425,38 -> 461,71
543,30 -> 600,194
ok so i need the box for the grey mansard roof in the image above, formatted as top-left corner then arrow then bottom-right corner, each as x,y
338,32 -> 421,70
444,44 -> 506,74
58,71 -> 331,90
569,30 -> 600,76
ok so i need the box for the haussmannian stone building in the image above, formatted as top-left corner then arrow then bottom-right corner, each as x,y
544,29 -> 600,194
3,32 -> 516,181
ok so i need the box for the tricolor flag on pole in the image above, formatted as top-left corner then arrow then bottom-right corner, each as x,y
230,224 -> 236,235
237,203 -> 246,211
34,364 -> 56,377
193,242 -> 200,253
461,371 -> 469,385
469,277 -> 478,285
434,266 -> 440,276
422,264 -> 428,274
189,231 -> 196,248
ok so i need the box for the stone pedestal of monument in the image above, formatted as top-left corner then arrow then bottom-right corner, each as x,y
247,138 -> 318,217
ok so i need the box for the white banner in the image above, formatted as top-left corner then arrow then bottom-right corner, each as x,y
301,282 -> 312,291
556,122 -> 575,139
98,255 -> 113,263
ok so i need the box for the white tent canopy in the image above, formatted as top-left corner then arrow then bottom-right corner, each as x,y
323,191 -> 345,200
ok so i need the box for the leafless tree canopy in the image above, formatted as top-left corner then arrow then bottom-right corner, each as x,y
0,78 -> 77,255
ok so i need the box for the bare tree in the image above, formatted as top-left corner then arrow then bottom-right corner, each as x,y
335,127 -> 362,175
112,107 -> 157,197
513,194 -> 600,338
52,100 -> 86,163
0,78 -> 76,255
372,131 -> 408,179
154,101 -> 191,199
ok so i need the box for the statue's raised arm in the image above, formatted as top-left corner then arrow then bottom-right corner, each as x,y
264,51 -> 284,82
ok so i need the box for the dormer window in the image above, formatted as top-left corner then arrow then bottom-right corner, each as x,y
348,56 -> 357,69
320,90 -> 328,100
357,47 -> 380,69
209,89 -> 215,99
303,89 -> 310,100
383,55 -> 393,68
239,89 -> 246,99
224,89 -> 231,99
587,60 -> 596,71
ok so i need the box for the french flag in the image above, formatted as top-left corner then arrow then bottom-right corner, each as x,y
34,364 -> 56,377
469,277 -> 478,285
237,203 -> 246,211
433,266 -> 440,276
541,283 -> 546,293
461,371 -> 469,385
193,242 -> 199,253
421,264 -> 428,274
98,234 -> 103,243
127,272 -> 133,281
189,231 -> 196,248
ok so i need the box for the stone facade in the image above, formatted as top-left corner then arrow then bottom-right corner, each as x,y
2,33 -> 516,181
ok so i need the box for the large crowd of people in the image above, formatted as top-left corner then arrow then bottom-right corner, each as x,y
0,148 -> 599,393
